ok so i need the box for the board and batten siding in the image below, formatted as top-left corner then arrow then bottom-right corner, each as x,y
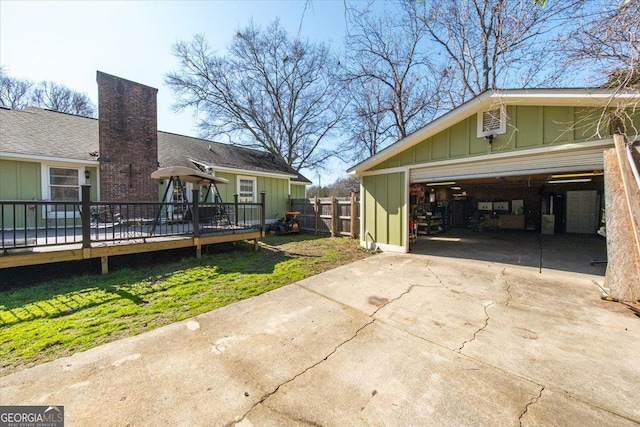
1,159 -> 40,229
370,106 -> 628,171
0,159 -> 98,200
361,172 -> 406,251
1,159 -> 99,229
0,159 -> 41,201
290,183 -> 306,199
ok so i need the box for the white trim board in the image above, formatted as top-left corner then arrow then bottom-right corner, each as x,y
409,142 -> 611,183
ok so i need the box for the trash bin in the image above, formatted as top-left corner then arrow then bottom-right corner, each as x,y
541,214 -> 555,235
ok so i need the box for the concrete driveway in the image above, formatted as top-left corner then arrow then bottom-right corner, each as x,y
1,245 -> 639,426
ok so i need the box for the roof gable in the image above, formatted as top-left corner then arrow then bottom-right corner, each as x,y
348,88 -> 640,175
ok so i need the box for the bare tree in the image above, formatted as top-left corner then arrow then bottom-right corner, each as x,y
343,78 -> 393,161
327,175 -> 360,197
0,69 -> 95,117
342,2 -> 444,161
31,81 -> 96,117
567,0 -> 639,91
166,20 -> 345,172
0,69 -> 32,109
407,0 -> 586,104
556,0 -> 640,136
306,175 -> 360,197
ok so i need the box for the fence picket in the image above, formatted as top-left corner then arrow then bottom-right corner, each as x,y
289,194 -> 359,238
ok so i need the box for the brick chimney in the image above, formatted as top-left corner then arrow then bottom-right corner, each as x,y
97,71 -> 158,201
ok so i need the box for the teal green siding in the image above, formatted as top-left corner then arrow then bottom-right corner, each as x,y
362,172 -> 405,248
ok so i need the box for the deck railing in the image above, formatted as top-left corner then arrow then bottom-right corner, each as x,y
1,186 -> 266,251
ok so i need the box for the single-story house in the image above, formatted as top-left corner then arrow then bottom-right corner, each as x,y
0,72 -> 310,227
348,88 -> 640,253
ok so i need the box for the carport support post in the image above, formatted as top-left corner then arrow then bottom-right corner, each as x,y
81,185 -> 91,249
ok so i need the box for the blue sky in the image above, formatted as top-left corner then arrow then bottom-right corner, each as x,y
0,0 -> 356,184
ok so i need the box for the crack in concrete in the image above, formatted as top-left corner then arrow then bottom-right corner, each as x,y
371,283 -> 420,316
501,268 -> 513,307
236,283 -> 423,424
425,260 -> 448,288
457,302 -> 494,352
235,318 -> 376,425
519,386 -> 544,426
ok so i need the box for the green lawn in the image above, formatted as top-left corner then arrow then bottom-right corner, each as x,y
0,234 -> 372,375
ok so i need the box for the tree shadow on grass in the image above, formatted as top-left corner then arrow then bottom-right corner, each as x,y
0,238 -> 299,318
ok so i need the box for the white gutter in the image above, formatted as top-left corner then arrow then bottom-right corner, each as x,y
0,152 -> 99,166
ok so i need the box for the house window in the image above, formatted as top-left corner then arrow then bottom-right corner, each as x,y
237,176 -> 256,203
477,106 -> 507,138
48,167 -> 80,214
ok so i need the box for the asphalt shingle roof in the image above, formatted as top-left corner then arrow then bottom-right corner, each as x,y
0,106 -> 311,183
0,107 -> 98,162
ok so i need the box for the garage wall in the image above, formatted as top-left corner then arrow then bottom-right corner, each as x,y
371,106 -> 631,171
362,172 -> 406,250
456,180 -> 603,232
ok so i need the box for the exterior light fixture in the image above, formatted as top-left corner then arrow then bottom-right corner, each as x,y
550,171 -> 603,179
426,181 -> 456,186
547,178 -> 592,184
84,169 -> 90,180
485,134 -> 495,144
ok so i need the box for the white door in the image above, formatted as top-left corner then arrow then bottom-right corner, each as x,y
566,190 -> 598,234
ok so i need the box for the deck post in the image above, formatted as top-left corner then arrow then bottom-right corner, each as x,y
192,189 -> 200,238
81,185 -> 91,248
101,256 -> 109,274
260,191 -> 266,236
233,194 -> 239,226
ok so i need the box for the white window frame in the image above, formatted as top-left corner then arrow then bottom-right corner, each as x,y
237,175 -> 257,203
477,106 -> 507,138
41,164 -> 82,218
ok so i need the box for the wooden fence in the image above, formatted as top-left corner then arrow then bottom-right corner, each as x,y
289,194 -> 359,238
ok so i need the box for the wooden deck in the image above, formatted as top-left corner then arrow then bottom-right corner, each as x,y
1,191 -> 267,274
1,228 -> 263,273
